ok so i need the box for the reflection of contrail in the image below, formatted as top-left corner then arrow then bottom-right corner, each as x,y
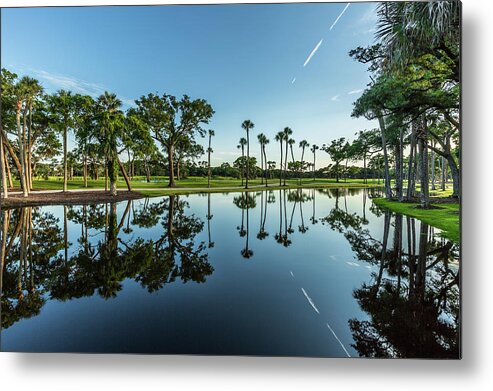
301,287 -> 320,314
329,3 -> 350,31
327,323 -> 351,357
303,39 -> 324,67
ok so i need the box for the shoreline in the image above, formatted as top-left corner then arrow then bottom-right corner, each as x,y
1,182 -> 379,208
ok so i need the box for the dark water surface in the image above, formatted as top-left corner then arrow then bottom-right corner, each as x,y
0,188 -> 460,358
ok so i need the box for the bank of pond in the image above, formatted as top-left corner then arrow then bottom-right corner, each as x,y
0,187 -> 460,358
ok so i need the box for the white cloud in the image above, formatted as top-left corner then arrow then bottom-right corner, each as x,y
331,95 -> 340,102
329,3 -> 351,31
23,67 -> 135,107
348,89 -> 364,95
303,39 -> 324,67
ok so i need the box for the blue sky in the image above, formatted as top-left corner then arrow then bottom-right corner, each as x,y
1,2 -> 378,167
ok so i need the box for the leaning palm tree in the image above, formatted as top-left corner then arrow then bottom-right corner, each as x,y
207,129 -> 215,188
310,144 -> 319,181
274,131 -> 285,186
283,127 -> 293,186
241,120 -> 254,189
299,140 -> 310,186
237,137 -> 247,186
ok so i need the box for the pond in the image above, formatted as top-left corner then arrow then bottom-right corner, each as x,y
0,188 -> 460,358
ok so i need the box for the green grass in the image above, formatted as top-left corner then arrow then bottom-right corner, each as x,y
14,176 -> 378,192
373,198 -> 460,243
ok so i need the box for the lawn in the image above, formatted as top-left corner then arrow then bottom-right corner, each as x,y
372,198 -> 460,243
14,176 -> 379,192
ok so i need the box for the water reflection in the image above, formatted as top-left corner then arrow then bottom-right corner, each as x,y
0,188 -> 459,357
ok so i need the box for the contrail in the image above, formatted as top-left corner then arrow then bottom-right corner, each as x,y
303,39 -> 324,67
329,3 -> 350,31
291,77 -> 296,84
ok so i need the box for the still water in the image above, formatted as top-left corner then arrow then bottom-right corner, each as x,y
0,188 -> 460,358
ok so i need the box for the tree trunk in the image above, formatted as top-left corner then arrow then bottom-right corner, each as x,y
117,158 -> 132,191
377,115 -> 392,199
4,147 -> 13,188
431,143 -> 436,190
108,159 -> 117,196
406,125 -> 416,200
83,155 -> 88,188
417,118 -> 430,208
63,126 -> 68,192
263,147 -> 268,187
208,134 -> 212,188
441,156 -> 447,191
246,131 -> 250,189
16,103 -> 28,197
1,129 -> 22,177
0,135 -> 8,199
167,144 -> 176,187
144,159 -> 151,183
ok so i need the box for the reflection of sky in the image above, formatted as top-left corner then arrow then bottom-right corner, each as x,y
2,3 -> 379,167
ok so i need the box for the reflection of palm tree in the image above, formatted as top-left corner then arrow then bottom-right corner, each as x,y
257,191 -> 269,240
310,189 -> 318,225
207,193 -> 214,248
233,193 -> 256,259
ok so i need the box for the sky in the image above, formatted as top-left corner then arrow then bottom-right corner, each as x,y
1,2 -> 379,167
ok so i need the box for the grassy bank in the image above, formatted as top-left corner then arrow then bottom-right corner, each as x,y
10,176 -> 379,192
373,198 -> 460,243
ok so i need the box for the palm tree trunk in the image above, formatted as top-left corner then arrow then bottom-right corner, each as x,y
417,118 -> 430,208
279,143 -> 283,186
4,146 -> 13,188
283,140 -> 288,186
208,134 -> 212,188
377,115 -> 392,199
263,147 -> 268,187
0,135 -> 8,199
246,131 -> 250,189
63,126 -> 68,192
16,103 -> 28,197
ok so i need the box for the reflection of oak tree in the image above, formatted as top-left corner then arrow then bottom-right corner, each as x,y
1,208 -> 64,329
322,205 -> 459,358
135,195 -> 213,291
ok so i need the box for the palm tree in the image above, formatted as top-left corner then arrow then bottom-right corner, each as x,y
275,131 -> 284,186
262,136 -> 270,187
207,129 -> 214,188
257,133 -> 266,185
237,137 -> 247,186
283,127 -> 293,186
241,120 -> 254,189
375,1 -> 459,80
310,144 -> 319,181
299,140 -> 310,186
95,92 -> 124,196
